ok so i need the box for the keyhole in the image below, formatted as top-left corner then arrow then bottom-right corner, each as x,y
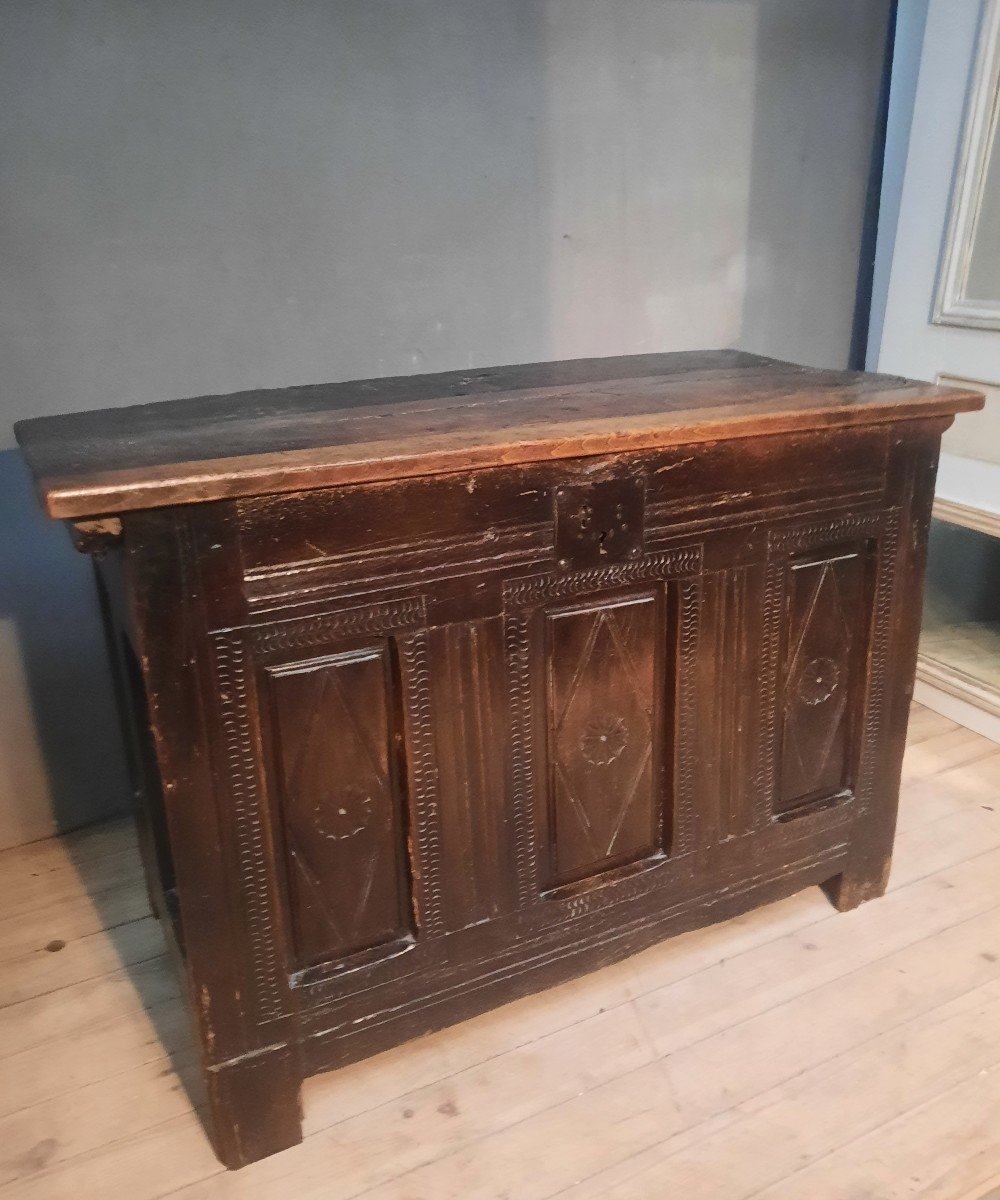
598,529 -> 610,555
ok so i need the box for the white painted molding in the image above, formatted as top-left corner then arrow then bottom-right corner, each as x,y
915,652 -> 1000,744
917,651 -> 1000,717
914,673 -> 1000,743
933,0 -> 1000,330
932,496 -> 1000,538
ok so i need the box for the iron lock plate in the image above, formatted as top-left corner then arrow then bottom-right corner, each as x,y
554,476 -> 645,569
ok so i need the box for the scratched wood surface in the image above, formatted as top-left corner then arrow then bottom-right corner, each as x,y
13,350 -> 982,518
3,702 -> 1000,1200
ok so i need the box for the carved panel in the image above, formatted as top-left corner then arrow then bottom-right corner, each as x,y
216,596 -> 441,992
504,546 -> 701,900
267,646 -> 413,969
777,551 -> 868,810
545,593 -> 660,887
756,510 -> 897,823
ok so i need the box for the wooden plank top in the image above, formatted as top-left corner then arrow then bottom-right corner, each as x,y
14,349 -> 984,520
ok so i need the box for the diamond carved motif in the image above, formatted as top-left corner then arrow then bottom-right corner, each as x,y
547,595 -> 658,886
780,554 -> 863,806
269,646 -> 411,967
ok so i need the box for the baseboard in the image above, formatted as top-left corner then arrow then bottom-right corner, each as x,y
915,654 -> 1000,744
932,497 -> 1000,540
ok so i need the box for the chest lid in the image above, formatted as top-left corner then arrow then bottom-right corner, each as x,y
14,349 -> 983,520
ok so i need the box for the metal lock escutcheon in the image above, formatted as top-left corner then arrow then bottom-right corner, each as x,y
554,475 -> 645,570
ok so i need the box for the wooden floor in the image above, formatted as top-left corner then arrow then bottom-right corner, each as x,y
3,703 -> 1000,1200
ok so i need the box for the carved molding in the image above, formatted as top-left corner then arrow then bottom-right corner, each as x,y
248,597 -> 426,655
399,629 -> 446,937
502,545 -> 702,609
768,510 -> 889,555
674,576 -> 701,855
505,612 -> 538,908
755,558 -> 786,828
209,630 -> 287,1024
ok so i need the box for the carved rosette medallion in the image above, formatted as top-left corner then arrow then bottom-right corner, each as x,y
797,656 -> 841,707
579,715 -> 629,766
312,786 -> 374,841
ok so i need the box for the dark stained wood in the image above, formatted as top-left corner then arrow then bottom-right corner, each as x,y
544,590 -> 663,888
427,618 -> 517,928
14,350 -> 982,519
264,644 -> 414,971
777,543 -> 873,814
14,353 -> 983,1169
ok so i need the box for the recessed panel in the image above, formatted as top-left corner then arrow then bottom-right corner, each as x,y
545,592 -> 662,887
778,551 -> 870,812
268,646 -> 412,969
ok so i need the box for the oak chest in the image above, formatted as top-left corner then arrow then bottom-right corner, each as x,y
15,350 -> 983,1167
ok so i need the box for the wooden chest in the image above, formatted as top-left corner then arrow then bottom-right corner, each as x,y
15,350 -> 983,1167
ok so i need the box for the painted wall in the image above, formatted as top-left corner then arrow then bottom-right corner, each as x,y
0,0 -> 890,848
874,0 -> 1000,515
874,0 -> 992,382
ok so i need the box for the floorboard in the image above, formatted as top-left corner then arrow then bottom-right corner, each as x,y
1,703 -> 998,1199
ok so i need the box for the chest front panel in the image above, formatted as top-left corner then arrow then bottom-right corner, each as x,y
202,427 -> 906,1029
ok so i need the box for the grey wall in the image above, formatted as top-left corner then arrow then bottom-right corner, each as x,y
0,0 -> 890,849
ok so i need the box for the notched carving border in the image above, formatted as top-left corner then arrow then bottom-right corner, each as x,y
503,545 -> 702,608
674,575 -> 701,855
247,596 -> 426,655
210,629 -> 287,1025
209,594 -> 441,1024
399,628 -> 446,937
503,544 -> 704,907
755,508 -> 900,827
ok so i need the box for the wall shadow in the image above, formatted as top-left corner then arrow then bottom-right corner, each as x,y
0,0 -> 552,1150
0,450 -> 131,839
0,453 -> 203,1114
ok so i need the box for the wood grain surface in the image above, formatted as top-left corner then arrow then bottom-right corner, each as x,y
3,706 -> 1000,1198
12,352 -> 984,1172
14,350 -> 983,518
